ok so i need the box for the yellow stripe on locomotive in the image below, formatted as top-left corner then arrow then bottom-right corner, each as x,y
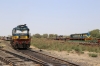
20,36 -> 28,39
12,36 -> 19,39
12,36 -> 28,39
83,34 -> 90,38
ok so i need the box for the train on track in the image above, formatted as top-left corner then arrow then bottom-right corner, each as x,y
69,33 -> 91,41
54,32 -> 92,41
10,24 -> 31,49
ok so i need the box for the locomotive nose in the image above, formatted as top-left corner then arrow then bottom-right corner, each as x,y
11,24 -> 31,49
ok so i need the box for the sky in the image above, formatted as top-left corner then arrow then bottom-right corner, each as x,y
0,0 -> 100,36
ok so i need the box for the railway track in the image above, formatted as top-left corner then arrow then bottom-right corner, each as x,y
67,41 -> 100,46
0,41 -> 54,66
2,41 -> 79,66
17,49 -> 79,66
79,42 -> 100,46
0,48 -> 48,66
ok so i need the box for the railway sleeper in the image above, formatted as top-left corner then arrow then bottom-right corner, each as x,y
0,49 -> 43,66
19,49 -> 79,66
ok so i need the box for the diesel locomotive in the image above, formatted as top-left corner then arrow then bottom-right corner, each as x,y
10,24 -> 31,49
70,33 -> 91,41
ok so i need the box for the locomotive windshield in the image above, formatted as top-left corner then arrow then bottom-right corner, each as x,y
16,30 -> 28,34
12,24 -> 30,35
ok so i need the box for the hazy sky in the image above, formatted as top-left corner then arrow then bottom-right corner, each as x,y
0,0 -> 100,36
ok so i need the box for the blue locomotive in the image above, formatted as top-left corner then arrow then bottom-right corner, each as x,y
70,33 -> 91,41
10,24 -> 31,49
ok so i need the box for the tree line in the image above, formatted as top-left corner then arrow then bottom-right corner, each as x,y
33,33 -> 59,38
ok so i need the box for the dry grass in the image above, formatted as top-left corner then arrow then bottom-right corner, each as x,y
31,38 -> 100,53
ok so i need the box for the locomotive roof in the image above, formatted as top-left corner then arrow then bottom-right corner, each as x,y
13,24 -> 29,31
70,32 -> 90,35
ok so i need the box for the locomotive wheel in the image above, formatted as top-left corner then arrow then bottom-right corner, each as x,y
24,44 -> 30,49
13,44 -> 18,50
23,44 -> 26,49
27,44 -> 30,49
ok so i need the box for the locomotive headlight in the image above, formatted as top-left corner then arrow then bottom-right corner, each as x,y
13,36 -> 19,39
16,36 -> 19,39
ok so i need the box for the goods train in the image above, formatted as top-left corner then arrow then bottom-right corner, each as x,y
54,32 -> 92,41
54,35 -> 63,40
10,24 -> 31,49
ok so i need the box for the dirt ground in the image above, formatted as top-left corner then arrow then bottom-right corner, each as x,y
30,46 -> 100,66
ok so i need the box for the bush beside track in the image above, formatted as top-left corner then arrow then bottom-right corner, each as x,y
31,38 -> 100,53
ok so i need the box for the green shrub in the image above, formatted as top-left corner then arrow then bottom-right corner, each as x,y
89,53 -> 98,57
80,51 -> 84,54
